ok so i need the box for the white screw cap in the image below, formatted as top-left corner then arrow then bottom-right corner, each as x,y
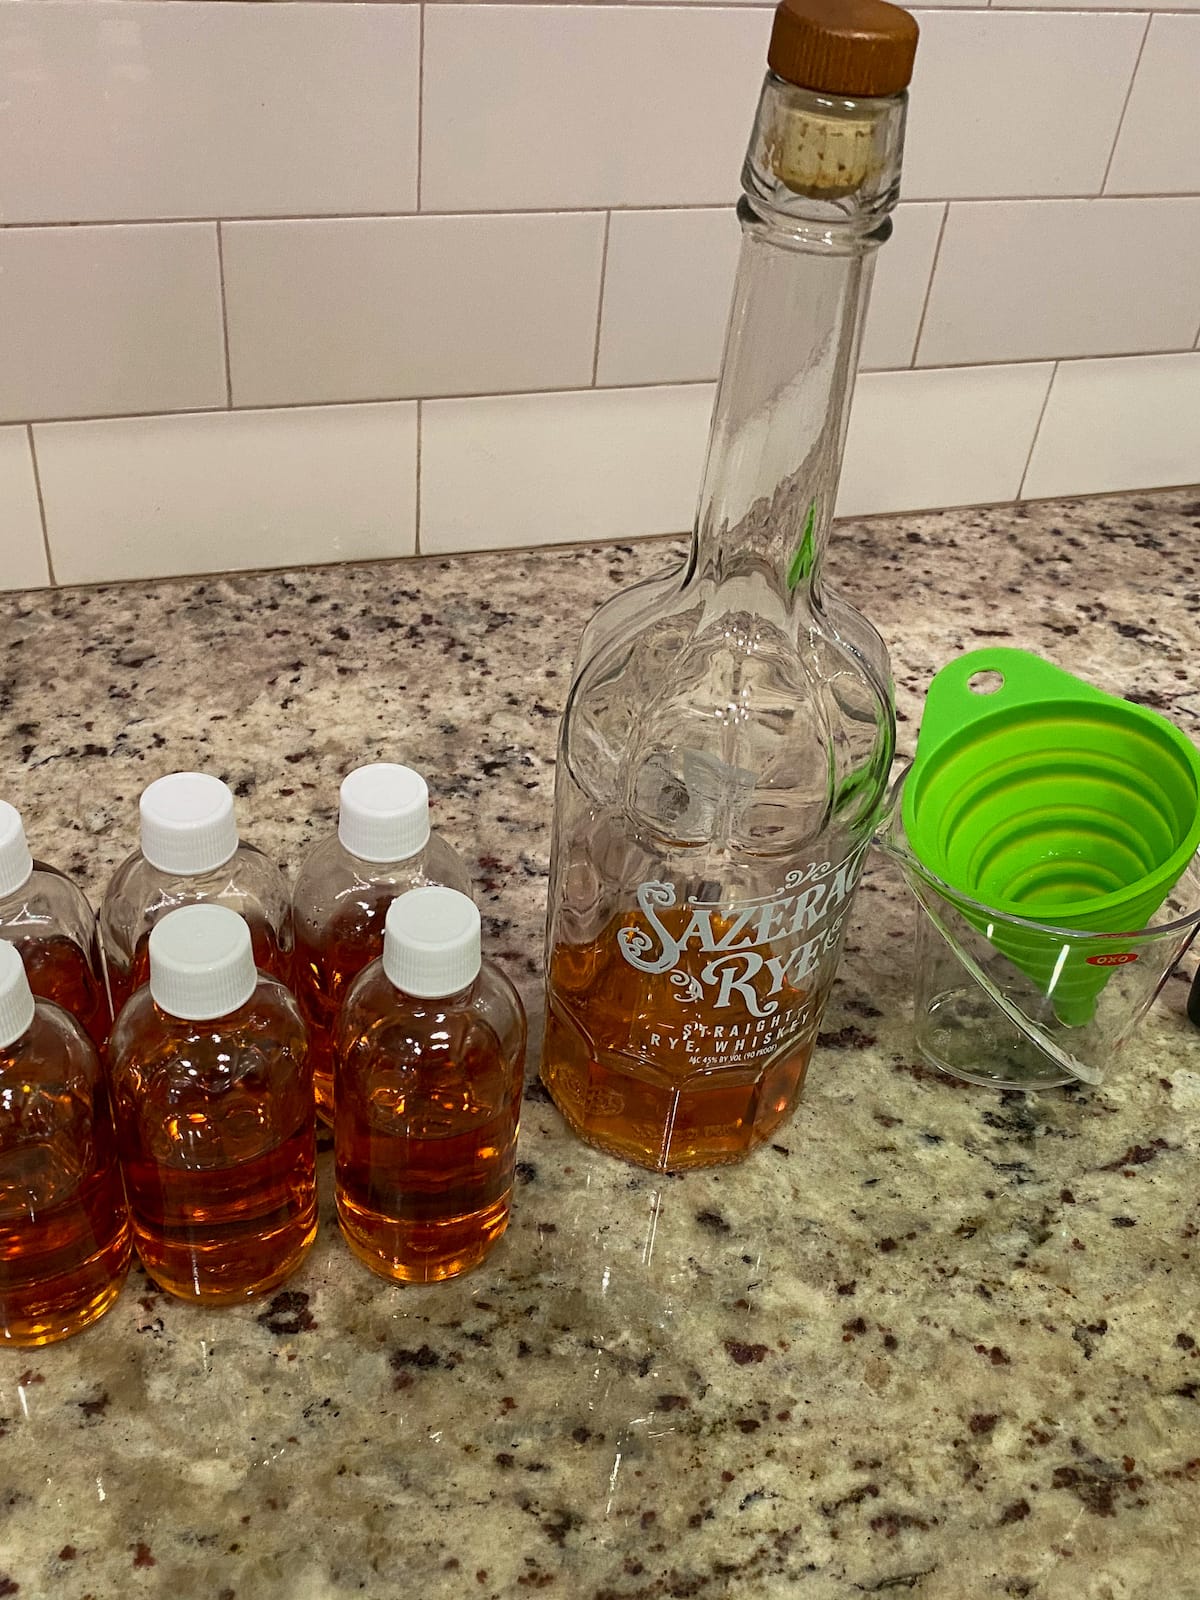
149,903 -> 257,1022
0,941 -> 35,1048
338,764 -> 431,863
140,773 -> 239,876
383,887 -> 481,998
0,803 -> 34,898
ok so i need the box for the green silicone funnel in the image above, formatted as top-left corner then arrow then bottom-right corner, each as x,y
904,649 -> 1200,1025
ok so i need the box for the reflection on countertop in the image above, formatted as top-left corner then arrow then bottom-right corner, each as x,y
1,487 -> 1199,1599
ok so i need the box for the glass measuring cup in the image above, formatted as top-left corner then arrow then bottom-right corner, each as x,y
878,765 -> 1200,1089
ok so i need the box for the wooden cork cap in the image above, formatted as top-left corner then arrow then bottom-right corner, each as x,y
768,0 -> 919,97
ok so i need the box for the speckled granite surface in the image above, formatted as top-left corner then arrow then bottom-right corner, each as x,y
2,488 -> 1199,1600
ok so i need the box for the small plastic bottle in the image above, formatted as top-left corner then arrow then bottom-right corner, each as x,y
292,764 -> 470,1121
108,903 -> 317,1303
336,888 -> 526,1284
0,942 -> 131,1346
0,801 -> 110,1050
101,773 -> 293,1017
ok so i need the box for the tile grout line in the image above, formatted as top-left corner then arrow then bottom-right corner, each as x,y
10,345 -> 1200,432
4,193 -> 1200,231
909,201 -> 950,368
25,425 -> 57,587
414,398 -> 423,558
1100,11 -> 1152,196
591,211 -> 613,387
416,1 -> 425,213
215,221 -> 234,409
1016,361 -> 1058,502
885,346 -> 1193,375
15,380 -> 716,428
0,203 -> 741,229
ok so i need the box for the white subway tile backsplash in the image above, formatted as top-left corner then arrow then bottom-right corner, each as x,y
836,364 -> 1054,519
596,209 -> 741,389
422,5 -> 771,212
421,385 -> 715,554
1106,17 -> 1200,197
0,0 -> 1193,582
223,213 -> 605,408
1022,354 -> 1200,501
35,405 -> 417,586
0,2 -> 419,223
918,199 -> 1200,369
0,225 -> 225,424
858,203 -> 945,371
595,201 -> 945,388
0,430 -> 49,592
904,11 -> 1145,201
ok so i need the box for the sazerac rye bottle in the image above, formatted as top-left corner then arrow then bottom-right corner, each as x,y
543,0 -> 919,1171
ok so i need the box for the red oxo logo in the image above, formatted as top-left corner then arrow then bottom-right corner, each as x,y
1086,952 -> 1139,967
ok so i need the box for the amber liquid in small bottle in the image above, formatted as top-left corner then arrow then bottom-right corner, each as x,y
15,934 -> 111,1053
543,907 -> 828,1172
0,1000 -> 131,1346
293,911 -> 382,1123
335,889 -> 526,1285
338,1010 -> 522,1282
119,1115 -> 316,1302
109,907 -> 317,1304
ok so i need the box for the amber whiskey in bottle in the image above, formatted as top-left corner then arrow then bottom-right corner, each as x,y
292,764 -> 469,1122
336,888 -> 526,1284
101,772 -> 293,1016
108,903 -> 317,1303
0,801 -> 110,1050
0,943 -> 130,1346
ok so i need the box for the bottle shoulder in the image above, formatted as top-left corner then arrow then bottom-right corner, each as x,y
0,1001 -> 101,1088
474,961 -> 527,1063
102,845 -> 291,949
561,586 -> 895,851
0,864 -> 99,945
110,979 -> 305,1072
339,962 -> 525,1067
574,559 -> 687,672
293,833 -> 471,926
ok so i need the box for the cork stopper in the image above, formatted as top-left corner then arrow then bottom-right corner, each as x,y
768,0 -> 919,98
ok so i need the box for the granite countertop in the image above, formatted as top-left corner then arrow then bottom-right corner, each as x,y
2,487 -> 1199,1600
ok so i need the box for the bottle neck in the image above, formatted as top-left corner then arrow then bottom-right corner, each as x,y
689,75 -> 907,621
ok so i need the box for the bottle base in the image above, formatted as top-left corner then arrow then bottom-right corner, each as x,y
540,1007 -> 811,1172
135,1220 -> 317,1304
337,1197 -> 509,1284
1,1237 -> 131,1347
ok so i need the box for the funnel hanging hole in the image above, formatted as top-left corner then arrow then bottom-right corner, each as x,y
968,670 -> 1004,695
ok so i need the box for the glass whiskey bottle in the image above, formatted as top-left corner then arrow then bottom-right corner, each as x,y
0,801 -> 110,1050
0,942 -> 130,1346
542,0 -> 919,1170
108,903 -> 317,1302
101,772 -> 294,1016
336,888 -> 526,1284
